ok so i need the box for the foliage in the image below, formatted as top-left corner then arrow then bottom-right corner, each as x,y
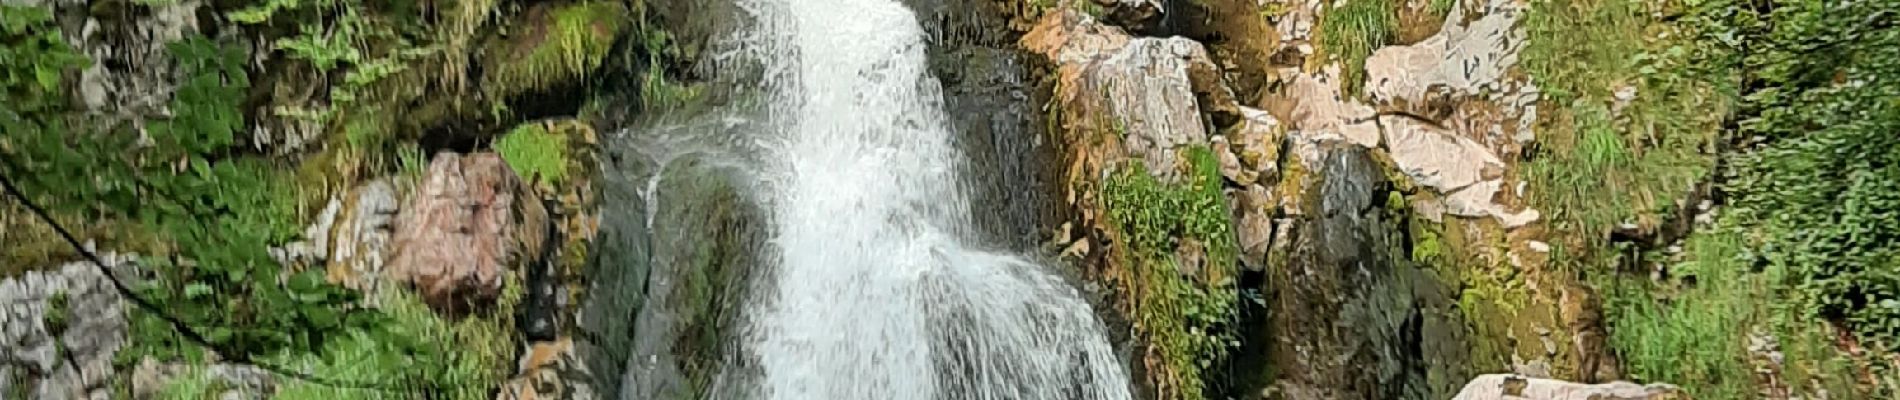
485,1 -> 628,99
1521,0 -> 1900,396
1102,147 -> 1238,400
494,122 -> 571,187
1520,0 -> 1720,252
0,6 -> 89,117
1603,229 -> 1867,399
1706,0 -> 1900,350
1317,0 -> 1395,96
4,34 -> 376,365
272,288 -> 519,400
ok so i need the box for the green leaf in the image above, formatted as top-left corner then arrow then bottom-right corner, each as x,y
184,283 -> 214,299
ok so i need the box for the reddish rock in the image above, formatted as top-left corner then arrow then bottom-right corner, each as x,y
388,152 -> 550,313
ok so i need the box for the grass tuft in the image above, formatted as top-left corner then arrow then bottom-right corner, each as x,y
1317,0 -> 1397,96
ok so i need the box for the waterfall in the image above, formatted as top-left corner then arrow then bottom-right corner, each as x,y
732,0 -> 1135,399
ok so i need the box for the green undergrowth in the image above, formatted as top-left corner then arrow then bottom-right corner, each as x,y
1524,0 -> 1900,396
1520,0 -> 1721,243
1102,146 -> 1238,400
269,285 -> 520,400
1317,0 -> 1396,96
1712,0 -> 1900,353
1600,229 -> 1866,399
150,286 -> 520,400
495,122 -> 572,188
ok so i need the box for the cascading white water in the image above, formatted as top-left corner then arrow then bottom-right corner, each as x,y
738,0 -> 1134,399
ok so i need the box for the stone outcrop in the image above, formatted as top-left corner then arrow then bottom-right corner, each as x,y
1452,374 -> 1685,400
1024,8 -> 1237,183
388,152 -> 552,313
498,338 -> 596,400
0,255 -> 132,400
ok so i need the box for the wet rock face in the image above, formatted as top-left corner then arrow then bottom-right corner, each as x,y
1451,374 -> 1684,400
1257,147 -> 1469,399
388,153 -> 551,313
0,255 -> 132,400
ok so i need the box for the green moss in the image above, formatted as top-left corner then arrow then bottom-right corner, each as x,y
1316,0 -> 1396,96
485,1 -> 629,99
1102,146 -> 1238,400
495,122 -> 572,187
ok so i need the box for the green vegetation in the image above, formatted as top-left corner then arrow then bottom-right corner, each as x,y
485,1 -> 629,99
495,123 -> 572,187
271,287 -> 520,399
2,7 -> 486,396
157,366 -> 223,399
1602,230 -> 1866,399
1520,0 -> 1719,241
1317,0 -> 1396,96
1710,0 -> 1900,352
1524,0 -> 1899,397
1102,147 -> 1238,400
4,27 -> 372,364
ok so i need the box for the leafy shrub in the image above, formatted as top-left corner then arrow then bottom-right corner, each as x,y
1705,0 -> 1900,349
1317,0 -> 1396,96
4,33 -> 376,364
1102,146 -> 1238,400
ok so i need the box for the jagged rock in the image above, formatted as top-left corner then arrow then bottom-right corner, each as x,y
0,255 -> 132,400
1380,115 -> 1500,191
1381,115 -> 1538,227
1255,147 -> 1471,398
1213,136 -> 1257,185
1024,9 -> 1236,182
498,338 -> 596,400
1451,374 -> 1684,400
1236,184 -> 1278,271
1229,107 -> 1286,183
325,180 -> 402,298
1270,65 -> 1379,147
388,153 -> 551,313
1365,2 -> 1526,118
69,0 -> 203,122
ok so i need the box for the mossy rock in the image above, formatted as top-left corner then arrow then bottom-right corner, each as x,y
483,1 -> 630,100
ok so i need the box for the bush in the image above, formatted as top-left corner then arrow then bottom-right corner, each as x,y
1102,146 -> 1238,400
1708,0 -> 1900,349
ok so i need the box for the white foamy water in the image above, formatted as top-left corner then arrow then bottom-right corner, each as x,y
738,0 -> 1134,399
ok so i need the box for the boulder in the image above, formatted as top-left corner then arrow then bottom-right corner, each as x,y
1024,9 -> 1237,182
388,153 -> 551,313
1451,374 -> 1685,400
0,255 -> 132,400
